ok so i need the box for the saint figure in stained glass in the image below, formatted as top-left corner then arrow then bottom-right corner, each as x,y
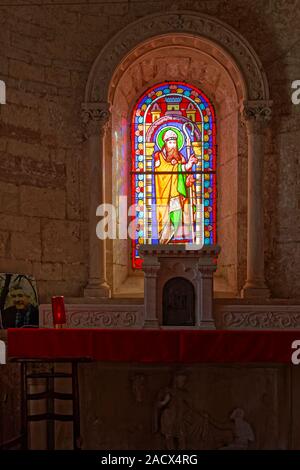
154,128 -> 198,243
131,82 -> 216,269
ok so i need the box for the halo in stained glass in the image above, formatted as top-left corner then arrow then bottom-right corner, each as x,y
156,126 -> 184,151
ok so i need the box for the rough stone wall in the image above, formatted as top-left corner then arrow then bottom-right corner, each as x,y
0,0 -> 299,300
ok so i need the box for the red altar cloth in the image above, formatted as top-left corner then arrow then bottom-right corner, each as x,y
7,328 -> 300,364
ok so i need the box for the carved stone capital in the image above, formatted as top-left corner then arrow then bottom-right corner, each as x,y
241,100 -> 273,133
143,264 -> 160,278
199,267 -> 215,278
81,102 -> 111,137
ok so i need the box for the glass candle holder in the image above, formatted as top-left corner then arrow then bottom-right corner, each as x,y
51,296 -> 66,328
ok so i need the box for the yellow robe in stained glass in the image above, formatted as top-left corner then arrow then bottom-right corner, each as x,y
154,151 -> 187,242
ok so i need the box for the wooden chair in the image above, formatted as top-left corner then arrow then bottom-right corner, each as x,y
16,359 -> 84,450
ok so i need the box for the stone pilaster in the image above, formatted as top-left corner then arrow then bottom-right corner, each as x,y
241,100 -> 272,299
81,102 -> 111,298
197,266 -> 216,328
142,259 -> 160,328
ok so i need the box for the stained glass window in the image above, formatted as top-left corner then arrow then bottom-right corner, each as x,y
131,81 -> 216,269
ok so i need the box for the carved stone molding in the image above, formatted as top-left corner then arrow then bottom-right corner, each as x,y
81,102 -> 111,137
139,244 -> 220,258
39,304 -> 144,328
84,12 -> 270,104
215,305 -> 300,329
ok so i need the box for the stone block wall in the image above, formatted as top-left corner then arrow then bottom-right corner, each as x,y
0,0 -> 299,299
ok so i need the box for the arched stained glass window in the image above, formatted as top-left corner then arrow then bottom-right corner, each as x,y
131,81 -> 216,269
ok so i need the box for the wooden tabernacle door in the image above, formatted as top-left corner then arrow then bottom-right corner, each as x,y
163,277 -> 195,326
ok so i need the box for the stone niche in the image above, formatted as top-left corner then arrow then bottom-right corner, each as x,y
139,245 -> 220,328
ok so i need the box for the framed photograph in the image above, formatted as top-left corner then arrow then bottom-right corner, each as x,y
0,274 -> 39,328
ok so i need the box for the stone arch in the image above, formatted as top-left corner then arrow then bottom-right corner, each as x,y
82,11 -> 272,301
84,11 -> 269,104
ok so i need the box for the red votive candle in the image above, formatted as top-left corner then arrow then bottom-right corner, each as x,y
51,296 -> 66,328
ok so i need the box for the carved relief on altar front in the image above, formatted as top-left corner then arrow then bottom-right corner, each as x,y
153,369 -> 232,450
130,373 -> 147,404
77,364 -> 286,450
220,408 -> 255,450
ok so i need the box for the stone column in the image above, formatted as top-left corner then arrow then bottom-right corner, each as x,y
142,258 -> 160,328
241,101 -> 272,299
82,102 -> 111,298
